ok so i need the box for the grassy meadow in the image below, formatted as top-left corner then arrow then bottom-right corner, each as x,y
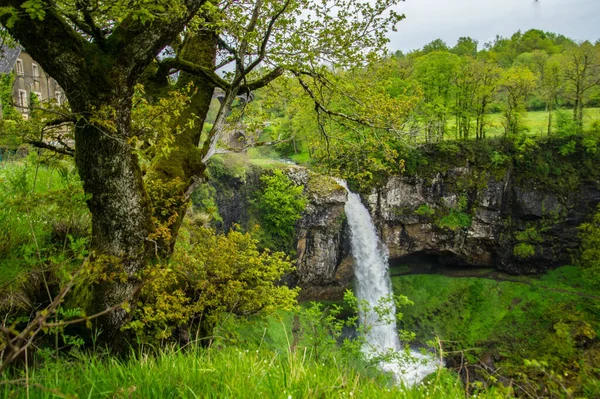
447,107 -> 600,139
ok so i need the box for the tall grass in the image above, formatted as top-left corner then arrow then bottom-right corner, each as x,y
0,155 -> 90,287
2,343 -> 471,398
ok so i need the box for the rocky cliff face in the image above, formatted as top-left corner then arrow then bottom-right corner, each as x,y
286,169 -> 353,300
366,166 -> 600,274
202,163 -> 352,300
202,155 -> 599,298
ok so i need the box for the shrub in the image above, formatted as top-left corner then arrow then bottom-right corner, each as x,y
127,223 -> 299,343
437,194 -> 472,230
415,204 -> 435,217
578,205 -> 600,285
253,169 -> 307,253
438,211 -> 472,230
489,150 -> 509,168
513,242 -> 535,259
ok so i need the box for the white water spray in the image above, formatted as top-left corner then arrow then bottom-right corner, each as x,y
337,180 -> 438,386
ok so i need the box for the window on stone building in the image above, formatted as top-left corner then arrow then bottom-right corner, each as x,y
32,64 -> 39,80
55,91 -> 62,105
16,59 -> 24,76
18,89 -> 27,107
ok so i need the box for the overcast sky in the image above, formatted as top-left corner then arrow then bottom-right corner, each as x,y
388,0 -> 600,52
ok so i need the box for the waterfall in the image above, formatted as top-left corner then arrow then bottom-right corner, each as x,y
338,180 -> 438,386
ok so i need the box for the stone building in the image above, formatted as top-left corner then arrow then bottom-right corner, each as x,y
0,44 -> 65,118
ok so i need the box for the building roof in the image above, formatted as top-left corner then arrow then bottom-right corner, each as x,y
0,44 -> 22,74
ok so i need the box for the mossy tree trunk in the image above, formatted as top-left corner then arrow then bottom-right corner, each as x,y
70,82 -> 154,337
143,32 -> 218,257
0,0 -> 208,341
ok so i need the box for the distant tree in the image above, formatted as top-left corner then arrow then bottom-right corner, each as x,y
472,60 -> 502,139
532,53 -> 563,135
451,36 -> 478,58
453,58 -> 479,139
500,66 -> 537,136
561,42 -> 600,131
489,33 -> 519,67
422,38 -> 449,54
515,29 -> 557,55
513,52 -> 538,70
412,51 -> 461,141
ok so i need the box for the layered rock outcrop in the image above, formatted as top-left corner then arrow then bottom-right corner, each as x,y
202,163 -> 352,299
201,153 -> 599,297
286,169 -> 352,300
367,166 -> 600,274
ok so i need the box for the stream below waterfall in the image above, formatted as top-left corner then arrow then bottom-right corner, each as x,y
337,180 -> 439,386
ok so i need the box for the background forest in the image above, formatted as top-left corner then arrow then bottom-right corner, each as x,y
237,29 -> 600,188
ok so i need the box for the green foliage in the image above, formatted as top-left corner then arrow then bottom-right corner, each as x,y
437,195 -> 472,231
578,205 -> 600,285
253,169 -> 307,253
500,66 -> 537,136
0,156 -> 90,287
20,0 -> 46,20
513,243 -> 535,258
513,225 -> 543,259
127,223 -> 299,343
555,109 -> 579,137
0,72 -> 20,120
489,150 -> 509,168
515,226 -> 543,243
393,266 -> 600,397
438,211 -> 472,231
0,156 -> 94,358
190,183 -> 222,224
415,204 -> 435,217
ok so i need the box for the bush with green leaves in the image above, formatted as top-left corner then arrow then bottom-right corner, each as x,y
512,225 -> 544,259
437,194 -> 472,231
252,169 -> 307,253
126,222 -> 299,343
414,204 -> 435,217
579,205 -> 600,285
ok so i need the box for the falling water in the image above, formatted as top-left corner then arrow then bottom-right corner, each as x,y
337,179 -> 438,386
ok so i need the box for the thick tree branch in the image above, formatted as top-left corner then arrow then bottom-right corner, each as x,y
0,0 -> 93,92
62,11 -> 97,40
241,66 -> 285,92
26,140 -> 74,156
79,5 -> 107,46
105,0 -> 208,76
160,57 -> 230,89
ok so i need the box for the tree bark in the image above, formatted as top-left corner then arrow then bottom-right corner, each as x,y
145,31 -> 218,256
67,70 -> 153,341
